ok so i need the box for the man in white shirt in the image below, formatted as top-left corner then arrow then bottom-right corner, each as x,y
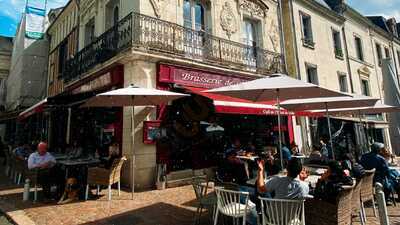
28,142 -> 56,169
27,142 -> 57,200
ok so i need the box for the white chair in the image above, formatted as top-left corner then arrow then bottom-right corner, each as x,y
214,187 -> 253,225
259,197 -> 305,225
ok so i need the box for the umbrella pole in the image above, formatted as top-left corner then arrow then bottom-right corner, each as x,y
277,89 -> 284,170
131,104 -> 135,199
358,110 -> 367,155
325,103 -> 335,160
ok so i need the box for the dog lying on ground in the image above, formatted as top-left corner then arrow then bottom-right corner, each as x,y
58,177 -> 79,204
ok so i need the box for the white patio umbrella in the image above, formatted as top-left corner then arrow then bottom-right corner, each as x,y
280,95 -> 379,159
205,74 -> 348,168
82,85 -> 189,199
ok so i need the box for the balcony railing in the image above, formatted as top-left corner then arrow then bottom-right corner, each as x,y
64,12 -> 284,82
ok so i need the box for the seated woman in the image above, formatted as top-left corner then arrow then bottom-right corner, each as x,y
100,138 -> 120,169
313,161 -> 353,203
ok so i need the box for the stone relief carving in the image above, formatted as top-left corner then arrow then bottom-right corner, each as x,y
239,0 -> 267,17
358,66 -> 371,76
268,20 -> 280,52
220,2 -> 237,39
150,0 -> 164,18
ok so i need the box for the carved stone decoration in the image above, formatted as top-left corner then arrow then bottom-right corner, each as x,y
239,0 -> 268,17
268,20 -> 280,52
220,2 -> 237,39
150,0 -> 164,18
358,66 -> 371,76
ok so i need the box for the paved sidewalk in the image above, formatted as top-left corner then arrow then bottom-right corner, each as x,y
1,168 -> 400,225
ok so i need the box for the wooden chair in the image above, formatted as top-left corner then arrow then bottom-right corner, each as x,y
351,179 -> 365,225
360,169 -> 377,221
85,156 -> 127,201
305,183 -> 355,225
259,197 -> 305,225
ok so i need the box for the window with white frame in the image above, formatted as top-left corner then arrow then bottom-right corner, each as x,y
338,73 -> 348,92
306,63 -> 318,85
361,79 -> 370,96
376,43 -> 382,66
300,12 -> 314,48
183,0 -> 205,31
384,47 -> 390,59
354,36 -> 364,61
332,29 -> 343,58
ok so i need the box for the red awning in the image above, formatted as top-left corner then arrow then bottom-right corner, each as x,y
18,98 -> 47,120
183,87 -> 292,116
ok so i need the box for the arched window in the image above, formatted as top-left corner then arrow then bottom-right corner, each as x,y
183,0 -> 205,31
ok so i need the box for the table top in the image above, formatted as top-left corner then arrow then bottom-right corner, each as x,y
52,153 -> 68,160
236,155 -> 259,161
58,158 -> 101,166
292,155 -> 307,159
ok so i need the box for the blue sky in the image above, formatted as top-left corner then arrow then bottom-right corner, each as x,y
0,0 -> 399,37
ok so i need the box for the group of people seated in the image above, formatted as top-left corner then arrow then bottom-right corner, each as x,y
218,137 -> 400,224
5,138 -> 122,202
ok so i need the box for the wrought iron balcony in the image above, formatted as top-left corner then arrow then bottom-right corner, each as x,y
64,12 -> 284,82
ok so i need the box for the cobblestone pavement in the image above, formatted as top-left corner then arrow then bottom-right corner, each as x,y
1,169 -> 400,225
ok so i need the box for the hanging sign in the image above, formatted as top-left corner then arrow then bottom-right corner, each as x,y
25,0 -> 47,39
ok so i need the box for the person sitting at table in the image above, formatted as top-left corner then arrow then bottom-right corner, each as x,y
28,142 -> 58,200
14,143 -> 33,161
320,137 -> 330,159
66,140 -> 83,159
100,138 -> 120,169
256,158 -> 309,199
262,146 -> 280,176
360,142 -> 392,197
341,153 -> 365,180
290,141 -> 300,155
313,161 -> 353,203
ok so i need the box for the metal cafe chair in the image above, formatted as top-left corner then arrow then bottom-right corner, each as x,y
213,187 -> 253,225
192,177 -> 216,225
259,197 -> 305,225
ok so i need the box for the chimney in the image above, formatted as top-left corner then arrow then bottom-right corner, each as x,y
387,18 -> 398,37
324,0 -> 347,14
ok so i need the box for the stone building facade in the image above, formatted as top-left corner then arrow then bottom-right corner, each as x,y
282,0 -> 400,154
46,0 -> 285,190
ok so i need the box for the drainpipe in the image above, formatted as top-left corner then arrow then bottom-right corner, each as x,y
368,28 -> 383,100
341,25 -> 355,93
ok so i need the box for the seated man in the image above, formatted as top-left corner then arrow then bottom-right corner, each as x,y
257,158 -> 309,199
28,142 -> 57,200
360,142 -> 393,199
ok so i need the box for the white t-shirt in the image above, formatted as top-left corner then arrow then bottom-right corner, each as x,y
27,152 -> 56,169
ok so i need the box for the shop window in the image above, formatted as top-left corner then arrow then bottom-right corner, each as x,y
361,79 -> 370,96
306,64 -> 318,85
376,43 -> 382,66
354,36 -> 364,61
384,47 -> 390,59
84,18 -> 95,46
300,12 -> 314,48
338,73 -> 348,93
332,29 -> 343,58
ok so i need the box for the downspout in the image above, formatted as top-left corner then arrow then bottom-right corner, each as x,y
341,25 -> 355,93
368,28 -> 383,100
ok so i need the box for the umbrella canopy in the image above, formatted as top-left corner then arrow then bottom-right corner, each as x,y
280,95 -> 379,111
82,85 -> 189,107
307,101 -> 400,115
205,74 -> 349,101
